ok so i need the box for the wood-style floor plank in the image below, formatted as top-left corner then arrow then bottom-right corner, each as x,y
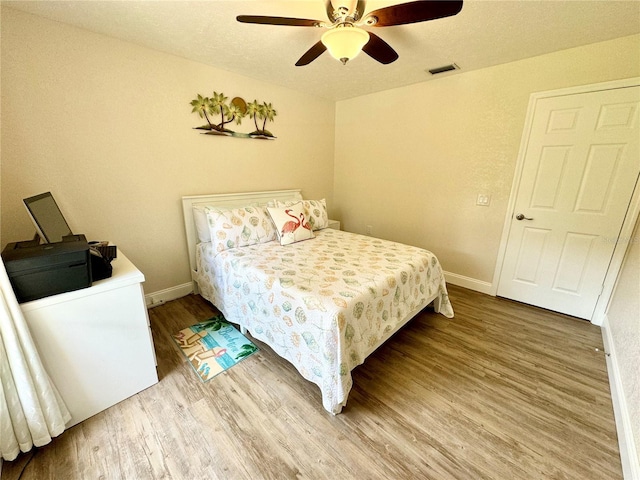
2,285 -> 622,479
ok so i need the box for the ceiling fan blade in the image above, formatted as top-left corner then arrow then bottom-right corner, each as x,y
362,32 -> 398,64
325,0 -> 334,21
354,0 -> 367,21
295,41 -> 327,66
325,0 -> 367,21
236,15 -> 321,27
365,0 -> 463,27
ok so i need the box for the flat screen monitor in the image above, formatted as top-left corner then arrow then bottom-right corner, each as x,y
23,192 -> 73,243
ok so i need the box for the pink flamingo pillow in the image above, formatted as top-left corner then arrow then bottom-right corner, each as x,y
267,203 -> 315,246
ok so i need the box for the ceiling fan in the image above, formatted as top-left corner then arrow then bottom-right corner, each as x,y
237,0 -> 463,66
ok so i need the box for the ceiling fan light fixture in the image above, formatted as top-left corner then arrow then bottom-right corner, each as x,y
321,26 -> 370,65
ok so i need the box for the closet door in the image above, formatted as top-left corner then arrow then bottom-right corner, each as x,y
497,85 -> 639,320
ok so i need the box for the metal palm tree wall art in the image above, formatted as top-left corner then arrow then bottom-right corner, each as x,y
190,92 -> 277,139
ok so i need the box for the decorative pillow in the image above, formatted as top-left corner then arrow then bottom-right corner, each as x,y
206,205 -> 276,253
267,203 -> 315,246
276,198 -> 329,231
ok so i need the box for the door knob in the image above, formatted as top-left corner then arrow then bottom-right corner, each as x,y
515,213 -> 534,221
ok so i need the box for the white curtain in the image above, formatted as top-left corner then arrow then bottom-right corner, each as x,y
0,260 -> 70,461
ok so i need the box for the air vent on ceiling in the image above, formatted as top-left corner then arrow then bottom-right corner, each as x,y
427,63 -> 459,75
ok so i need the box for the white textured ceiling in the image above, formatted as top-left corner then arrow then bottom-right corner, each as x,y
4,0 -> 640,101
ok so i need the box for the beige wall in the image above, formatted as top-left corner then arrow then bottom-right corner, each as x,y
606,215 -> 640,460
334,34 -> 640,286
0,7 -> 335,294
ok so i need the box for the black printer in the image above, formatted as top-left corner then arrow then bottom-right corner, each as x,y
3,191 -> 116,302
2,234 -> 92,303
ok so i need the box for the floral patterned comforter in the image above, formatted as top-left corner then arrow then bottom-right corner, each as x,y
195,228 -> 453,414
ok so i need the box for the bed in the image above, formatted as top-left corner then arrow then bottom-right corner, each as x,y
182,189 -> 453,414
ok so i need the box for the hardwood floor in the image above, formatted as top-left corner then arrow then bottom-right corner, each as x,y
2,285 -> 622,479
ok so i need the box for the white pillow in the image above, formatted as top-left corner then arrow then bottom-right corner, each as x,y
267,203 -> 315,246
276,198 -> 329,231
206,205 -> 276,253
193,205 -> 212,243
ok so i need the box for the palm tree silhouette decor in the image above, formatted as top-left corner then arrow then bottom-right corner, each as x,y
191,91 -> 276,139
247,100 -> 277,138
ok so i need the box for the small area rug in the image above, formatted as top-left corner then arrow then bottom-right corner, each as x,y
172,314 -> 258,382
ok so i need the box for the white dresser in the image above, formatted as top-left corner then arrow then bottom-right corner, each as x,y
20,251 -> 158,427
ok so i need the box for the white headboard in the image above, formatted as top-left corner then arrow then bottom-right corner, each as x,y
181,189 -> 303,284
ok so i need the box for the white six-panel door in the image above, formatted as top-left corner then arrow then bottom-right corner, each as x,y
497,85 -> 640,320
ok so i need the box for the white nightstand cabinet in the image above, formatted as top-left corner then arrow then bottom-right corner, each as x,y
20,252 -> 158,427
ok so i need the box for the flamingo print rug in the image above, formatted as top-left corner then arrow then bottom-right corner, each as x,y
172,314 -> 258,382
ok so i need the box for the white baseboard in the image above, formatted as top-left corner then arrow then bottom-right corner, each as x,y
601,315 -> 640,480
591,309 -> 606,327
145,282 -> 193,308
444,271 -> 493,295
